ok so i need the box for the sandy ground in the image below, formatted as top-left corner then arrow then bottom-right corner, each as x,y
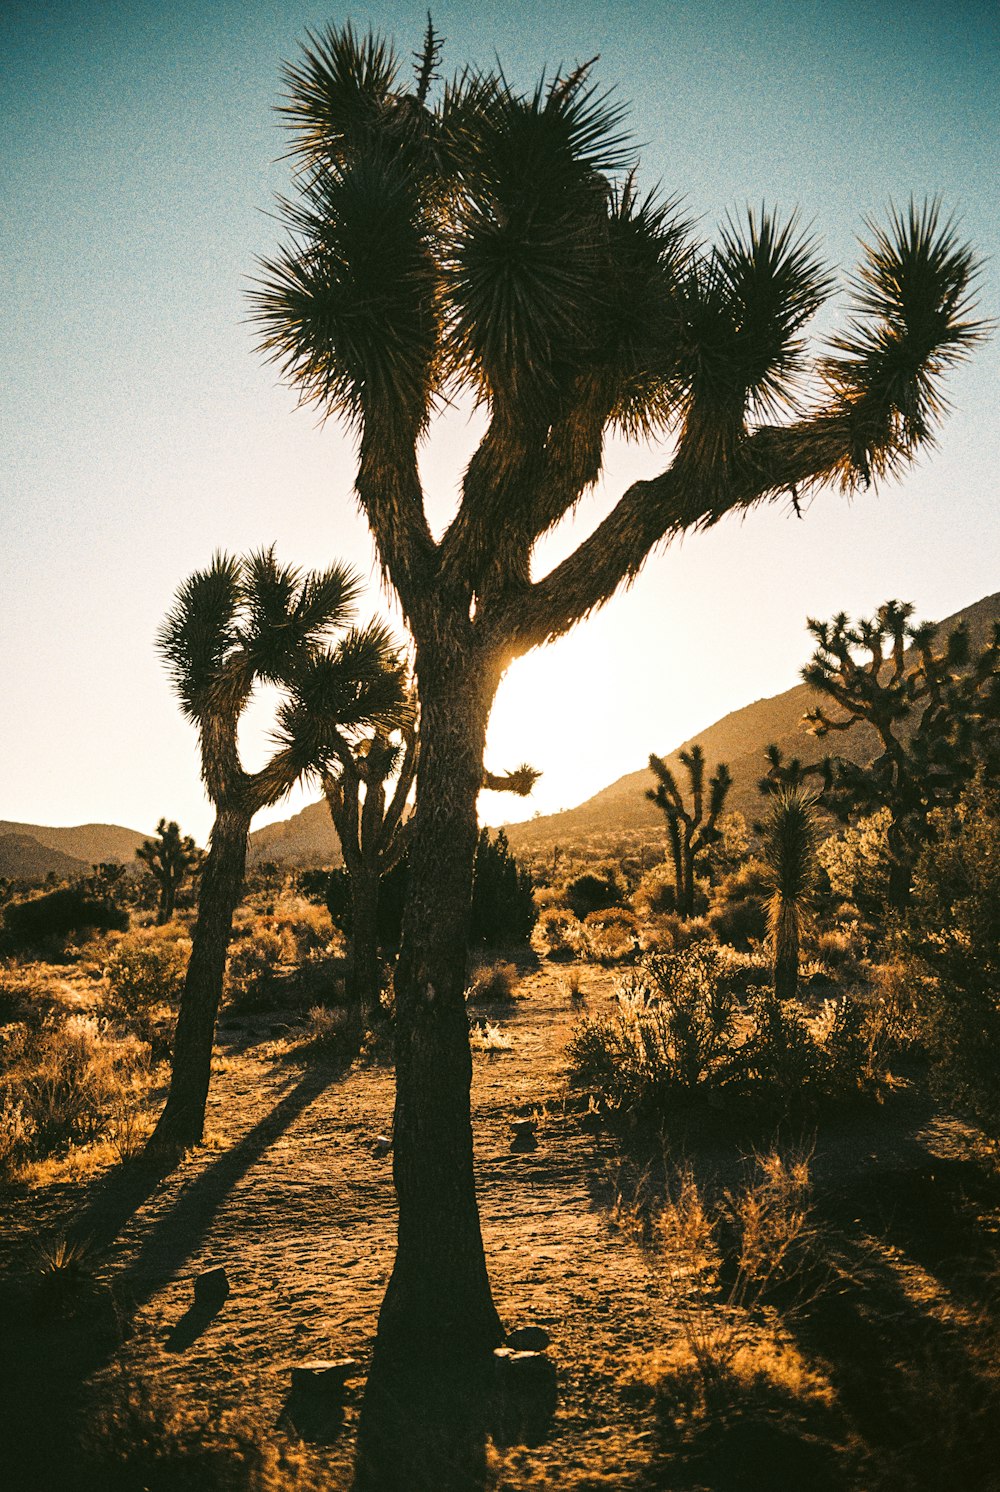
3,960 -> 999,1490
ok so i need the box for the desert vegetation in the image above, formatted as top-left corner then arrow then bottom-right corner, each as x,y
2,13 -> 997,1492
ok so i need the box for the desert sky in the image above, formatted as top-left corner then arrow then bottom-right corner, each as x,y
2,0 -> 998,843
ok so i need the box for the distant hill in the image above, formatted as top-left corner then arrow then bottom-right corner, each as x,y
0,834 -> 87,881
0,820 -> 148,882
248,799 -> 343,868
505,590 -> 1000,859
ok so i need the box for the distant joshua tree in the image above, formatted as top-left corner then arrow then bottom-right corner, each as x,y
136,818 -> 203,924
762,786 -> 820,1000
647,746 -> 733,916
803,600 -> 1000,907
146,549 -> 408,1154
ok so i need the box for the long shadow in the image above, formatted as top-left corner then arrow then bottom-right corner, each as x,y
0,1056 -> 347,1491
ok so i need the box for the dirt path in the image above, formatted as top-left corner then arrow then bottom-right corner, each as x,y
5,960 -> 999,1491
2,963 -> 656,1487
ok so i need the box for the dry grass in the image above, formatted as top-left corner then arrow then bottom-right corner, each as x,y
466,960 -> 520,1004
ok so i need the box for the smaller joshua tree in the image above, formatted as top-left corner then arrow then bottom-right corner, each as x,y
323,704 -> 538,1023
647,746 -> 732,917
802,600 -> 1000,907
762,786 -> 819,1000
146,549 -> 408,1154
136,818 -> 204,924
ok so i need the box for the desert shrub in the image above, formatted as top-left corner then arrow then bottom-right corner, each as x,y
79,1367 -> 328,1492
817,808 -> 894,921
570,951 -> 878,1122
632,862 -> 678,918
579,907 -> 640,964
104,936 -> 188,1024
563,868 -> 623,920
0,1014 -> 149,1165
535,906 -> 583,957
899,778 -> 1000,1131
470,828 -> 537,946
269,896 -> 335,959
569,946 -> 738,1113
709,897 -> 768,950
466,960 -> 519,1003
811,925 -> 863,970
299,1004 -> 352,1053
0,963 -> 56,1025
3,888 -> 129,951
643,912 -> 713,952
225,925 -> 288,1010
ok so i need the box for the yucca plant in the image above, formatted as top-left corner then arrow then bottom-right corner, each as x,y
251,18 -> 986,1429
146,549 -> 408,1154
763,788 -> 820,1001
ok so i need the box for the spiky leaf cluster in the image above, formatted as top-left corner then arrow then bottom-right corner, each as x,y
159,549 -> 408,812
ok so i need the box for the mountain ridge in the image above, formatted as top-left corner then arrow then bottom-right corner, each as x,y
4,590 -> 996,878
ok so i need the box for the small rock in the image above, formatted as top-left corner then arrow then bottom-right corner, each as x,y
506,1325 -> 550,1352
290,1358 -> 361,1394
510,1131 -> 538,1153
193,1266 -> 229,1307
511,1118 -> 537,1134
372,1135 -> 392,1156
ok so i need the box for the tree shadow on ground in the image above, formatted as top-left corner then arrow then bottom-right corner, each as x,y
0,1057 -> 346,1491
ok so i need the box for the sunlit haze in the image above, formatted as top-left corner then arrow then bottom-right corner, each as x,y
3,0 -> 997,846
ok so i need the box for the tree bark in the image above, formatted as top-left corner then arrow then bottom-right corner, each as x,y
773,903 -> 800,1001
358,637 -> 503,1483
348,863 -> 383,1027
146,810 -> 249,1153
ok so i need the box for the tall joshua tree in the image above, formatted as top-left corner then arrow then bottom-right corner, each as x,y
147,549 -> 407,1154
136,818 -> 204,924
762,786 -> 819,1000
647,745 -> 733,915
803,601 -> 1000,906
252,19 -> 985,1430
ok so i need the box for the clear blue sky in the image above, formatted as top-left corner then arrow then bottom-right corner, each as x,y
2,0 -> 998,843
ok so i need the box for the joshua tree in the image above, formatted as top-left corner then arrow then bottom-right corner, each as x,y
762,786 -> 820,1000
323,715 -> 417,1025
324,710 -> 538,1023
802,600 -> 1000,906
252,19 -> 984,1439
136,818 -> 204,924
146,549 -> 407,1154
647,746 -> 733,915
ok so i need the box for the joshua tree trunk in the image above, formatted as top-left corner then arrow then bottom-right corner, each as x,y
348,864 -> 383,1027
358,637 -> 504,1481
772,903 -> 800,1001
158,878 -> 176,926
146,810 -> 249,1153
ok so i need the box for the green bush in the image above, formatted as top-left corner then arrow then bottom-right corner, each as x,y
564,868 -> 623,920
3,888 -> 128,949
